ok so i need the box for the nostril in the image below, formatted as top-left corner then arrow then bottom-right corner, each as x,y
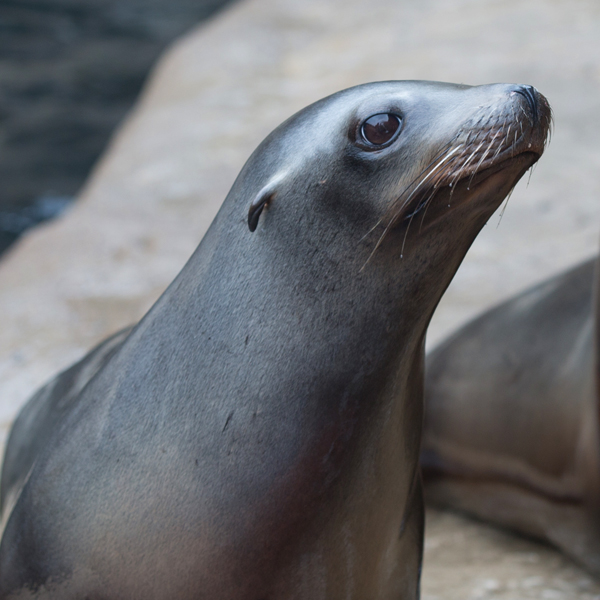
512,85 -> 539,124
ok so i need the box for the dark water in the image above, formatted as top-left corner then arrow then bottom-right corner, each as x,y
0,0 -> 235,255
0,195 -> 72,253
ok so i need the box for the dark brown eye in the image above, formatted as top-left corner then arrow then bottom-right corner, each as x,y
361,113 -> 401,146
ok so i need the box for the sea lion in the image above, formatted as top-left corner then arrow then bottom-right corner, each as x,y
422,255 -> 600,576
0,81 -> 550,599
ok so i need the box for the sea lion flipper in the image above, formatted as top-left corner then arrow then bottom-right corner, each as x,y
0,326 -> 132,523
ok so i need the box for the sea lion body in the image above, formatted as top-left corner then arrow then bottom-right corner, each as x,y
423,257 -> 600,575
0,81 -> 549,598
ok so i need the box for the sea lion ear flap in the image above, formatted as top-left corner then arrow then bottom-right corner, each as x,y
248,174 -> 286,232
248,188 -> 274,232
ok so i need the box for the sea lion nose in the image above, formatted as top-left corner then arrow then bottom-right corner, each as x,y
512,85 -> 539,123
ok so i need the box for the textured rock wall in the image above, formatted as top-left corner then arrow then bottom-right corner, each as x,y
1,0 -> 600,596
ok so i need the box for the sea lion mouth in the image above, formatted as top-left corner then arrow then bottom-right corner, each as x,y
398,138 -> 547,224
459,150 -> 541,191
399,150 -> 540,223
445,147 -> 541,198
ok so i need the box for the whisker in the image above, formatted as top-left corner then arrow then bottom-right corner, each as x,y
468,129 -> 502,189
526,162 -> 537,187
396,149 -> 467,254
517,103 -> 533,127
358,219 -> 385,246
359,142 -> 461,270
492,135 -> 505,161
395,145 -> 463,214
379,139 -> 460,224
418,178 -> 447,231
496,183 -> 517,227
449,139 -> 486,192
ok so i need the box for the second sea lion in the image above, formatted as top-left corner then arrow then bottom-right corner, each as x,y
423,255 -> 600,576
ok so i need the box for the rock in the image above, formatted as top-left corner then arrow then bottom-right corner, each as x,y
423,509 -> 600,599
0,0 -> 599,595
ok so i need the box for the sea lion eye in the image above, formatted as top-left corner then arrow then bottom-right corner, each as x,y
361,113 -> 401,146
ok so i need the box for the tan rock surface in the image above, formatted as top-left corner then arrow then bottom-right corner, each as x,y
1,0 -> 600,594
424,509 -> 600,599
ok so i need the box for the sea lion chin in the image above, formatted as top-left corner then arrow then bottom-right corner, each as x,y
0,80 -> 550,599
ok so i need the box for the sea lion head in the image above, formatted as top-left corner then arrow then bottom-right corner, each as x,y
237,81 -> 550,321
246,81 -> 550,229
